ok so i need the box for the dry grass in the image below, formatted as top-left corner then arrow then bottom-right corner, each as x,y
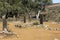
0,21 -> 60,40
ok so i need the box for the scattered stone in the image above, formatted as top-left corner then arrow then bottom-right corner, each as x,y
43,24 -> 49,28
45,25 -> 48,28
15,25 -> 22,28
44,24 -> 50,30
45,27 -> 60,31
54,38 -> 59,40
52,22 -> 57,24
57,28 -> 60,31
0,31 -> 16,38
45,27 -> 49,30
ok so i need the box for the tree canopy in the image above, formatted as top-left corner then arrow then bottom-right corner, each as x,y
0,0 -> 52,16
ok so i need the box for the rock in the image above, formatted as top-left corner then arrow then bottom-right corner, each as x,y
52,22 -> 57,24
57,28 -> 60,31
15,25 -> 22,28
45,28 -> 49,30
54,38 -> 59,40
43,24 -> 49,28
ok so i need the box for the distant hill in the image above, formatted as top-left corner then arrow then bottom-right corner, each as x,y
46,3 -> 60,22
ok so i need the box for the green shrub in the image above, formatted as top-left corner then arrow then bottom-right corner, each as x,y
33,22 -> 39,25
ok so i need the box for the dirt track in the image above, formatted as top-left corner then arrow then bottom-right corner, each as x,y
0,22 -> 60,40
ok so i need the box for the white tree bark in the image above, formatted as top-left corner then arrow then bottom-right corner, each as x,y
36,10 -> 41,19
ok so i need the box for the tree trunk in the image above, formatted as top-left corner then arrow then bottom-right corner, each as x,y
15,13 -> 18,21
36,10 -> 40,19
2,15 -> 8,33
39,14 -> 43,24
24,14 -> 26,23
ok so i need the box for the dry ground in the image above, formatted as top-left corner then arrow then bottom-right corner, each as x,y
0,21 -> 60,40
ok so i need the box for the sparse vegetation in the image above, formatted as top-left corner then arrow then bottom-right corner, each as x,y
0,0 -> 60,40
